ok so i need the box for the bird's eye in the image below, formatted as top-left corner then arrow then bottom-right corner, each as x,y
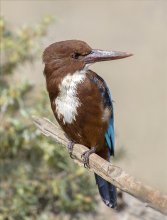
72,53 -> 80,59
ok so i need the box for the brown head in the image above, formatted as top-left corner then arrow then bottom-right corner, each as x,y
43,39 -> 132,76
43,40 -> 132,99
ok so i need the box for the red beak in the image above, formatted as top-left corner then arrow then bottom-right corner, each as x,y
83,49 -> 133,64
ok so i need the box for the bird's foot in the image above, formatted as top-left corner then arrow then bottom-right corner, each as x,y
67,140 -> 75,159
81,147 -> 96,168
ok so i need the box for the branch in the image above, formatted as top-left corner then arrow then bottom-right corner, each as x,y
32,116 -> 167,216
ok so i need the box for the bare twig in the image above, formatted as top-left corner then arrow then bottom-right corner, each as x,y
32,116 -> 167,216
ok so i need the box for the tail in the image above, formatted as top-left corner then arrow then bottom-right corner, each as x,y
95,173 -> 117,208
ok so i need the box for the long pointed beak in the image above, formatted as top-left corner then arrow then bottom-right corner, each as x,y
83,49 -> 133,64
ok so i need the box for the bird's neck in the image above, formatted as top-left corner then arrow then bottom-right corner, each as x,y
45,61 -> 89,100
56,64 -> 89,95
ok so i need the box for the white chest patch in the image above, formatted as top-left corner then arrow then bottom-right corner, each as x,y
55,68 -> 86,124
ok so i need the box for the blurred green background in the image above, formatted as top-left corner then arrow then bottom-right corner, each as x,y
0,16 -> 98,220
0,1 -> 167,220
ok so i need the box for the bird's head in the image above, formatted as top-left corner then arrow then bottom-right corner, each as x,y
43,40 -> 132,76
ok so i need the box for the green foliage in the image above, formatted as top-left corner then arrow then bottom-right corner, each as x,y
0,16 -> 53,75
0,17 -> 97,220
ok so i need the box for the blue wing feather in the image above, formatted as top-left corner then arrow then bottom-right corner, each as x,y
104,88 -> 115,156
105,116 -> 114,155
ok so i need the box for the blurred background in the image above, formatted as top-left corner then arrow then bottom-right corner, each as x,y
0,1 -> 167,220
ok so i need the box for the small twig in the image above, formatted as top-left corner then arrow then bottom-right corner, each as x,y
32,115 -> 167,216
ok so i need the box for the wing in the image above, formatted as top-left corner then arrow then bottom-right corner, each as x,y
87,71 -> 115,156
104,89 -> 115,156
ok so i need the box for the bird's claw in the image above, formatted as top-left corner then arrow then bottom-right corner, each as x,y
81,147 -> 96,169
67,140 -> 75,159
69,152 -> 75,159
81,152 -> 90,168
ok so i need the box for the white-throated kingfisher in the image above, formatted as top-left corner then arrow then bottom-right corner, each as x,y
43,40 -> 132,208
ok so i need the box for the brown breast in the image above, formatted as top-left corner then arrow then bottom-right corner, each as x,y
50,70 -> 111,153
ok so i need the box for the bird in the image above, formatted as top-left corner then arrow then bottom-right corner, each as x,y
43,40 -> 132,208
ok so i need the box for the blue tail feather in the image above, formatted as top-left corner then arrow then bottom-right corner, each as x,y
95,173 -> 117,208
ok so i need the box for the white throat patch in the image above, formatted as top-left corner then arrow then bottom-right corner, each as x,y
55,67 -> 87,124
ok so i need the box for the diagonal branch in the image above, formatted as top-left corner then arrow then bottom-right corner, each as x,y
32,116 -> 167,216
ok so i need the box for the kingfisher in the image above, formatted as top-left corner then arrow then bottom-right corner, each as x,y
43,40 -> 132,208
